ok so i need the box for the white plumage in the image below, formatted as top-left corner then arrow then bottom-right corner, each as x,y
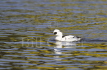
53,29 -> 81,41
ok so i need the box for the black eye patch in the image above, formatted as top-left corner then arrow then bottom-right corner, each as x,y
54,32 -> 57,34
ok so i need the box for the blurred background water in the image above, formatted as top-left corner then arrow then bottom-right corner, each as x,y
0,0 -> 107,70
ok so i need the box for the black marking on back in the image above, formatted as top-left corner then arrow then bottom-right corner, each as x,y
62,35 -> 67,38
75,36 -> 81,38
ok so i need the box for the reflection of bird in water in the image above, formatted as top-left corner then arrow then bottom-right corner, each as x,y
55,41 -> 76,48
53,29 -> 81,42
54,41 -> 77,61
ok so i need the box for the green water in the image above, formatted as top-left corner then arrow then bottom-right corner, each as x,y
0,0 -> 107,70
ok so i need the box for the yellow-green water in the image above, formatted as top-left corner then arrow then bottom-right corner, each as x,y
0,0 -> 107,70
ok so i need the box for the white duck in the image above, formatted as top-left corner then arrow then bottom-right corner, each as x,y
53,29 -> 81,41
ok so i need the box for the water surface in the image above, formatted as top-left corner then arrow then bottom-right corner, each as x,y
0,0 -> 107,70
